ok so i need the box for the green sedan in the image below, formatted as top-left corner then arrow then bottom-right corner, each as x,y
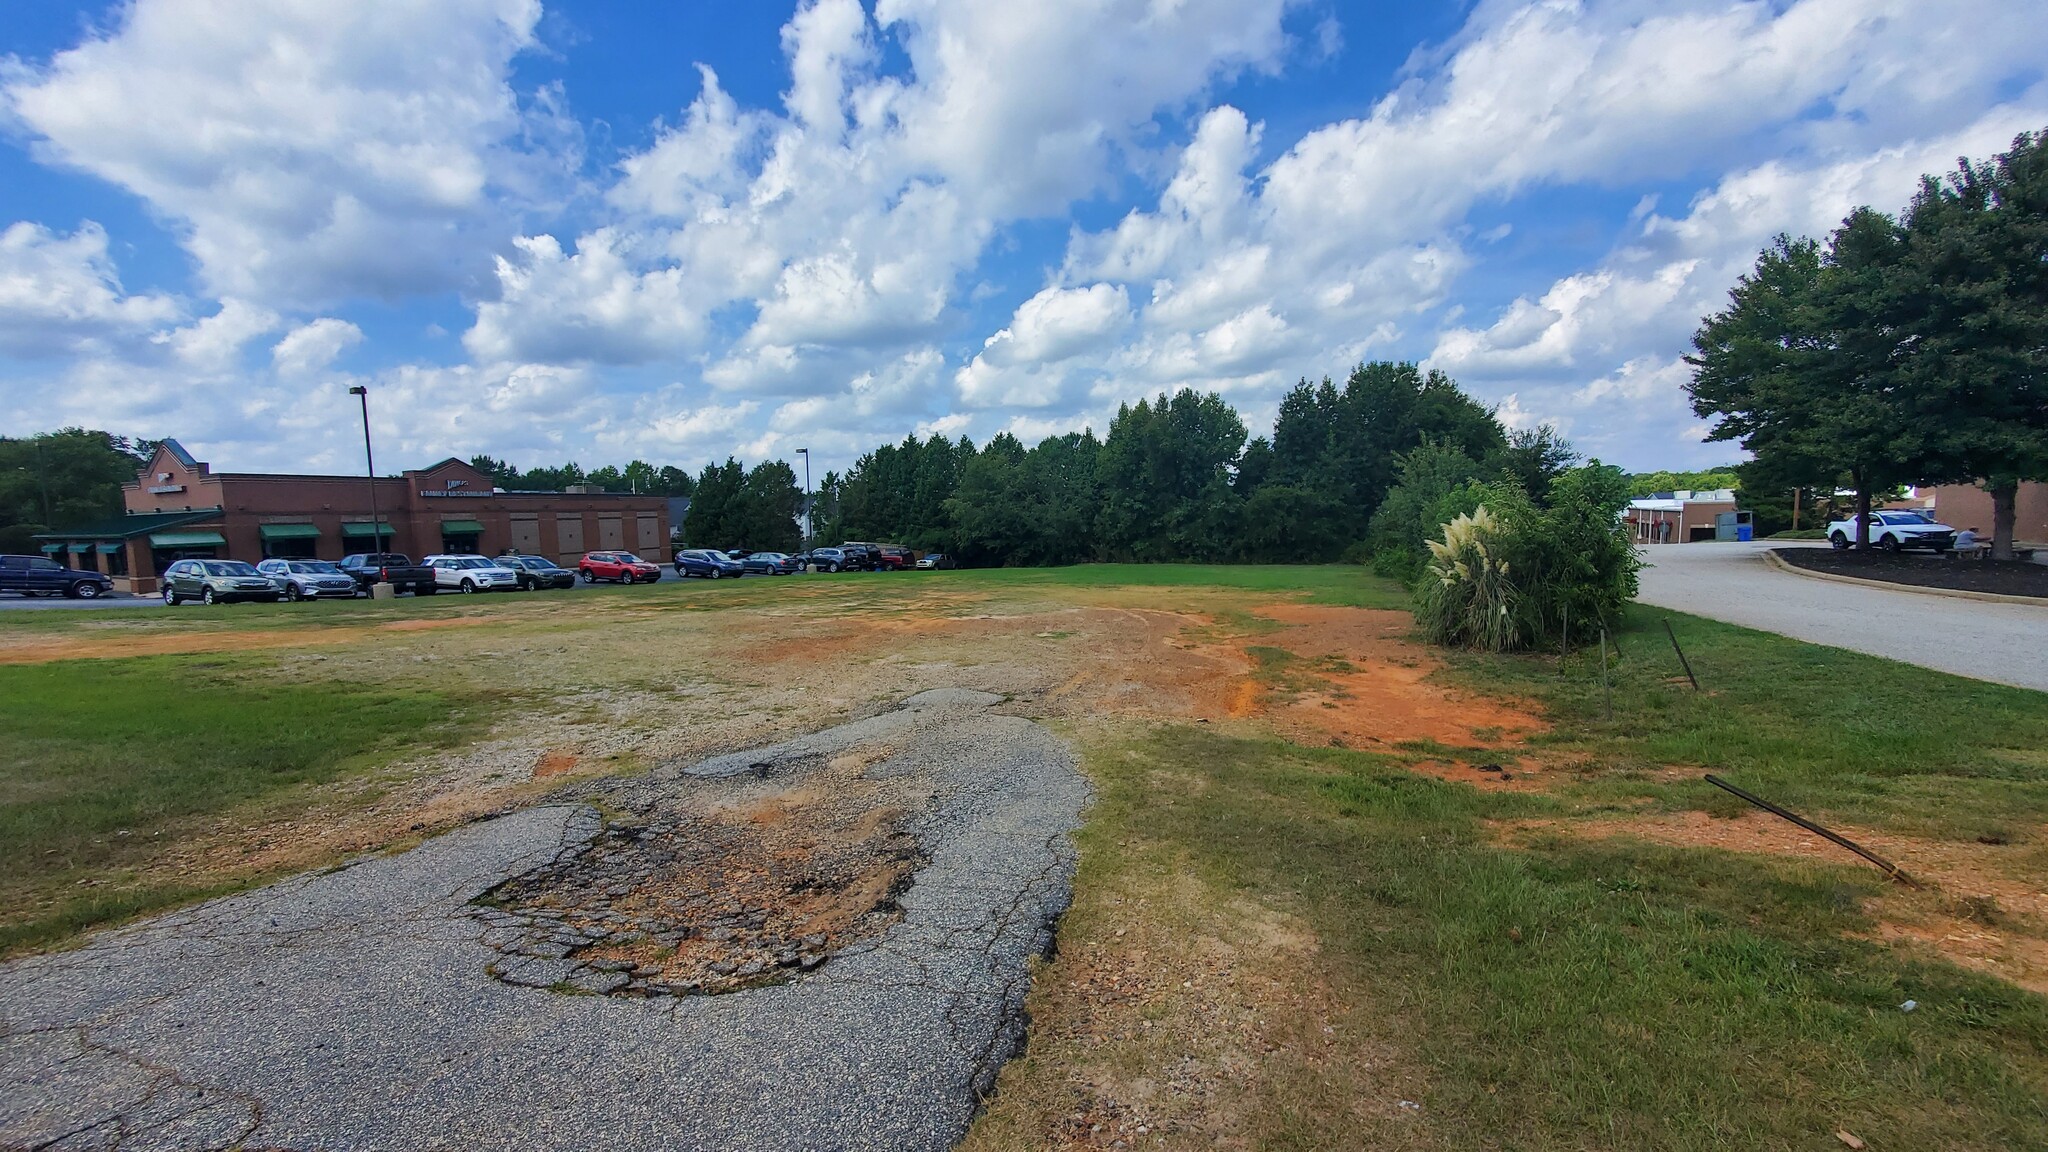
161,559 -> 283,605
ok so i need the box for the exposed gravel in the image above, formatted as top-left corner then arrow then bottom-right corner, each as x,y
0,689 -> 1088,1151
1635,541 -> 2048,693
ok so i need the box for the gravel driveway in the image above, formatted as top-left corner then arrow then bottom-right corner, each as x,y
1636,541 -> 2048,693
0,689 -> 1087,1151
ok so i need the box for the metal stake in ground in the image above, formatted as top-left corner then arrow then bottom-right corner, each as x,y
1560,602 -> 1570,676
1599,625 -> 1611,719
1663,618 -> 1700,691
1704,774 -> 1916,887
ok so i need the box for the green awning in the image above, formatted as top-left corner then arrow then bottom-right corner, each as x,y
67,542 -> 91,554
258,523 -> 322,541
149,531 -> 227,548
40,543 -> 61,554
439,519 -> 485,534
96,543 -> 122,555
340,522 -> 396,538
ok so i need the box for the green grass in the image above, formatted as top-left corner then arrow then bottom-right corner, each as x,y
1440,603 -> 2048,843
942,562 -> 1410,607
0,656 -> 488,952
1096,725 -> 2048,1149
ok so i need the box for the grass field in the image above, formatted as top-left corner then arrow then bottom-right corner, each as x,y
4,562 -> 2045,1147
0,656 -> 488,952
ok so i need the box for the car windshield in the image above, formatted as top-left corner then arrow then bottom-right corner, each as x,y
755,553 -> 784,561
205,561 -> 260,576
1880,512 -> 1932,524
290,562 -> 340,574
706,551 -> 732,560
617,553 -> 645,564
452,557 -> 492,569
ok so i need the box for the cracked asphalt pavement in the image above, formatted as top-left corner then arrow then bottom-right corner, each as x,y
0,689 -> 1088,1151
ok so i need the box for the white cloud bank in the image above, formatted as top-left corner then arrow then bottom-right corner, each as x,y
2,0 -> 2045,474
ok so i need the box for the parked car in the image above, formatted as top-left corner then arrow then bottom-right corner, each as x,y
255,558 -> 360,601
162,559 -> 281,605
724,549 -> 754,561
837,543 -> 883,571
876,545 -> 914,570
580,550 -> 664,584
337,553 -> 438,595
422,554 -> 521,593
1828,511 -> 1956,552
673,548 -> 746,579
804,546 -> 849,573
741,551 -> 802,575
0,553 -> 114,599
916,553 -> 957,570
498,554 -> 577,590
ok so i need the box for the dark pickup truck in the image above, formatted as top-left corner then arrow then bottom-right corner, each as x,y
337,553 -> 438,595
0,553 -> 115,599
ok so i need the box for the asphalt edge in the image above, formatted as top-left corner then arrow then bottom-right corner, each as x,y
1760,548 -> 2048,608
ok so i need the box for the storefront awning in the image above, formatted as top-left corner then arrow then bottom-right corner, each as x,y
149,531 -> 228,548
40,543 -> 62,554
340,522 -> 396,538
439,519 -> 485,534
258,523 -> 322,541
96,543 -> 122,554
67,542 -> 91,554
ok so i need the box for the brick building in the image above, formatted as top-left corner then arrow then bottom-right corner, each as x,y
35,440 -> 670,594
1925,482 -> 2048,547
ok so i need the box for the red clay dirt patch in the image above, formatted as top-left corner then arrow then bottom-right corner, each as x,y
532,751 -> 582,779
481,756 -> 929,996
1229,604 -> 1546,750
0,615 -> 489,664
1498,810 -> 2048,993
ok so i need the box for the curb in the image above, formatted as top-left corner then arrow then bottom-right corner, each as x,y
1761,548 -> 2048,607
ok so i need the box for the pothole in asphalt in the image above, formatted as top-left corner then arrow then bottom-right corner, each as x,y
475,754 -> 930,997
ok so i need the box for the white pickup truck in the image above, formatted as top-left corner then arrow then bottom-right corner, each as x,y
1827,511 -> 1956,552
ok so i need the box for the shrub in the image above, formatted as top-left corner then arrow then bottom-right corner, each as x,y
1415,506 -> 1519,651
1412,464 -> 1640,651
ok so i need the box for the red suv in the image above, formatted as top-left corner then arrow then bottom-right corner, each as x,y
578,551 -> 663,584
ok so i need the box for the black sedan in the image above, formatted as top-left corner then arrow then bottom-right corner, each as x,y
741,551 -> 802,575
499,555 -> 577,589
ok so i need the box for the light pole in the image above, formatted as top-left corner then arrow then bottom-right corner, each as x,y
346,386 -> 383,555
796,447 -> 811,555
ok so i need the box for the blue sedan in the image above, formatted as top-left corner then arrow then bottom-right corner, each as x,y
674,549 -> 746,579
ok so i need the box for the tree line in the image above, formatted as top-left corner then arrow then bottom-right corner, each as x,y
1688,127 -> 2048,560
771,361 -> 1598,568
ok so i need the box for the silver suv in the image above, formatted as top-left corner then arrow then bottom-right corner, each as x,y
255,559 -> 361,601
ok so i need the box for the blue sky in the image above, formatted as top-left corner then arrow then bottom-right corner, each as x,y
2,0 -> 2044,479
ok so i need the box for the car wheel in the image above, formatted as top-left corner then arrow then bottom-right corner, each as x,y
1829,532 -> 1849,550
163,586 -> 180,606
710,568 -> 722,579
580,570 -> 595,583
285,584 -> 303,602
202,587 -> 218,606
460,578 -> 477,594
621,571 -> 636,585
70,581 -> 101,599
1878,534 -> 1899,552
675,564 -> 686,577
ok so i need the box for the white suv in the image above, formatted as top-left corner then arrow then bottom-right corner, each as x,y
1827,511 -> 1957,552
421,554 -> 520,593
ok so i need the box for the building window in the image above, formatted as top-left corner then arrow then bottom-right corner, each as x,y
441,531 -> 481,554
262,535 -> 319,560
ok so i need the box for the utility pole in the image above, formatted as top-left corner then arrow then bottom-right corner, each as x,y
33,435 -> 52,523
346,386 -> 383,555
796,447 -> 811,553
